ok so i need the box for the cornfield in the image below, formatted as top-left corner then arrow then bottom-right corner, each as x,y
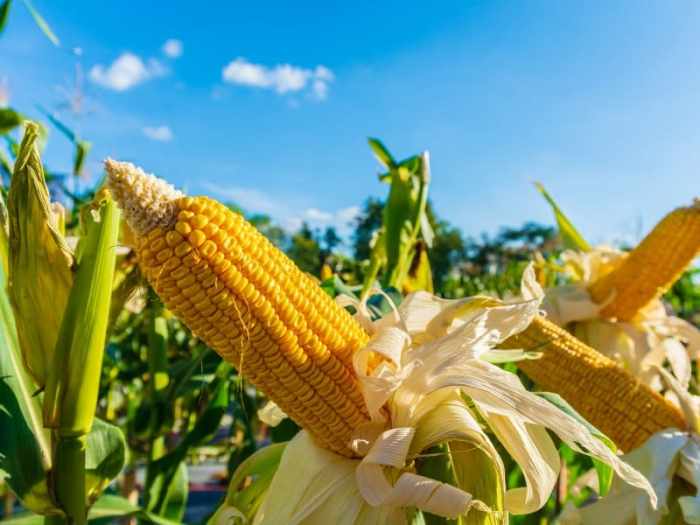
1,5 -> 700,525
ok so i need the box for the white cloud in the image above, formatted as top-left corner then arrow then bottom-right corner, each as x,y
162,39 -> 183,58
202,183 -> 279,215
221,58 -> 334,100
143,125 -> 173,142
304,208 -> 333,222
202,182 -> 359,235
303,206 -> 359,226
90,52 -> 167,91
336,206 -> 361,223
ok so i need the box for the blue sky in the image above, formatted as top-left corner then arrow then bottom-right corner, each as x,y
1,1 -> 699,243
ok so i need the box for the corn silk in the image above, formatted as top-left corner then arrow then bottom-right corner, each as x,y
215,265 -> 655,525
544,247 -> 700,401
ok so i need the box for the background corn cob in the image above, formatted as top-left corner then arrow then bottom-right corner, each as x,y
502,316 -> 687,452
588,201 -> 700,321
106,160 -> 371,456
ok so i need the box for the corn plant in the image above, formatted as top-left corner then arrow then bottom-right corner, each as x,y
361,138 -> 434,298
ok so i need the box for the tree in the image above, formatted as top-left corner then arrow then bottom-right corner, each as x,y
248,213 -> 288,249
287,222 -> 322,275
352,198 -> 383,262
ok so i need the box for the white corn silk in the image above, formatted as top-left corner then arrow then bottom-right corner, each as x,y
245,264 -> 656,524
544,247 -> 700,399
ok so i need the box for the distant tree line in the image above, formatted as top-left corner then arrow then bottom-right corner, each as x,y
227,198 -> 559,298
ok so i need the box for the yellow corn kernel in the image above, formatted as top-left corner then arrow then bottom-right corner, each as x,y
589,202 -> 700,321
105,160 -> 371,456
501,316 -> 687,452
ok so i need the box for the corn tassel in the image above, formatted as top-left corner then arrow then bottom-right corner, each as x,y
588,201 -> 700,321
502,316 -> 686,452
105,160 -> 370,456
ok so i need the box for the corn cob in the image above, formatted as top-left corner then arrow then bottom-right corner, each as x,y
105,160 -> 371,456
502,316 -> 686,452
588,201 -> 700,321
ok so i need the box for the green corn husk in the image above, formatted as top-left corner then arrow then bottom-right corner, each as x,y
43,194 -> 121,435
7,122 -> 73,388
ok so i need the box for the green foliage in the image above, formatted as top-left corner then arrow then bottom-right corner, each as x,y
535,182 -> 590,252
287,222 -> 322,274
0,110 -> 21,136
0,18 -> 697,520
0,1 -> 11,35
20,0 -> 58,46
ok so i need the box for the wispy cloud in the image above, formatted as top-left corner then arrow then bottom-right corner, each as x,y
143,125 -> 173,142
221,58 -> 334,100
202,182 -> 280,215
90,52 -> 167,91
303,206 -> 360,227
162,39 -> 183,59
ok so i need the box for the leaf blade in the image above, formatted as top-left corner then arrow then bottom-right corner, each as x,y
21,0 -> 58,45
535,182 -> 591,252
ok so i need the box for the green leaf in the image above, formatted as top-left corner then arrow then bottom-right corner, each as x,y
146,362 -> 231,516
412,400 -> 506,525
209,443 -> 286,524
0,148 -> 13,178
73,140 -> 91,177
0,494 -> 185,525
36,106 -> 76,143
85,418 -> 128,503
0,127 -> 56,516
146,460 -> 188,522
0,0 -> 11,35
375,146 -> 431,292
535,182 -> 591,252
403,241 -> 434,294
21,0 -> 58,46
367,137 -> 396,170
0,108 -> 22,135
536,392 -> 615,496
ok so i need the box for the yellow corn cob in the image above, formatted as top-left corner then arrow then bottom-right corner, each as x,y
588,201 -> 700,321
105,160 -> 370,456
502,316 -> 686,452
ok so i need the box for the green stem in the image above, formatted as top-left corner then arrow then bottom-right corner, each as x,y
360,254 -> 383,301
52,433 -> 87,525
44,515 -> 67,525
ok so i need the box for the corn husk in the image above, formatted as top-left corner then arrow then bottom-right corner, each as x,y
7,122 -> 73,387
43,195 -> 121,435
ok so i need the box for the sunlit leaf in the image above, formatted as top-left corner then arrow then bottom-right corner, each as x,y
209,443 -> 287,525
85,418 -> 128,504
413,399 -> 506,525
37,106 -> 76,143
146,362 -> 231,517
368,137 -> 396,170
403,240 -> 434,294
0,108 -> 22,135
535,182 -> 591,252
0,0 -> 11,35
0,260 -> 53,515
21,0 -> 58,46
381,149 -> 430,290
146,460 -> 188,522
